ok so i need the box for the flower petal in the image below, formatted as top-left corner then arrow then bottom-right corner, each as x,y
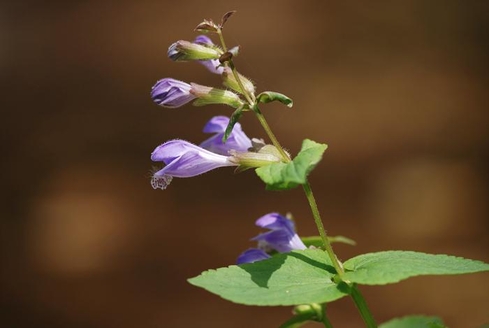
194,35 -> 213,45
201,115 -> 229,133
199,116 -> 252,155
252,213 -> 306,253
255,213 -> 296,235
198,59 -> 224,75
151,140 -> 236,178
236,248 -> 271,264
151,78 -> 196,108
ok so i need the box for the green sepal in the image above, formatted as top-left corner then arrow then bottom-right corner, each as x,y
256,91 -> 293,108
255,139 -> 327,190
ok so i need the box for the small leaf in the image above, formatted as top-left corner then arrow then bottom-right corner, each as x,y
223,105 -> 244,143
257,91 -> 293,108
379,315 -> 446,328
343,251 -> 489,285
188,249 -> 348,306
194,19 -> 219,33
302,236 -> 356,249
255,139 -> 327,190
220,10 -> 236,28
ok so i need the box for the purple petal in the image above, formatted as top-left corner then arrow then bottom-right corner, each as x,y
202,115 -> 230,133
253,230 -> 306,253
151,140 -> 236,178
252,213 -> 306,253
194,35 -> 213,45
199,116 -> 252,155
198,59 -> 224,75
237,248 -> 271,264
255,213 -> 296,235
151,78 -> 196,108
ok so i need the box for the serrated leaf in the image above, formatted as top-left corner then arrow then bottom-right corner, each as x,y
379,315 -> 446,328
256,91 -> 293,108
343,251 -> 489,285
188,249 -> 348,306
255,139 -> 327,190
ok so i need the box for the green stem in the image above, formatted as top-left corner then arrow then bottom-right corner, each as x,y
252,105 -> 290,161
217,29 -> 255,105
350,285 -> 377,328
218,26 -> 375,328
320,304 -> 334,328
302,181 -> 344,276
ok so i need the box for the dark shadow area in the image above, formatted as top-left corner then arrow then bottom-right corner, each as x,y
239,253 -> 286,288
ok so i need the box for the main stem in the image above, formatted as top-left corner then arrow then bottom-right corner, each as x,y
253,106 -> 291,161
302,181 -> 344,276
217,28 -> 376,327
351,286 -> 377,328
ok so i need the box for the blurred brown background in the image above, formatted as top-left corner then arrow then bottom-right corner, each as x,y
1,1 -> 488,327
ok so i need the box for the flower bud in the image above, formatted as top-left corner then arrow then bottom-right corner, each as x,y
229,145 -> 284,169
168,40 -> 223,61
190,83 -> 244,108
193,35 -> 225,74
221,67 -> 255,95
151,78 -> 196,108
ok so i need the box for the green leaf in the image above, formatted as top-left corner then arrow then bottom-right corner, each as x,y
343,251 -> 489,285
255,139 -> 327,190
188,249 -> 348,306
256,91 -> 293,108
302,235 -> 356,248
223,105 -> 244,143
379,315 -> 446,328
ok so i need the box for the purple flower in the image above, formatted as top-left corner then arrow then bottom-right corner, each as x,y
253,213 -> 307,252
199,116 -> 252,155
151,78 -> 196,108
150,116 -> 259,190
194,35 -> 224,75
151,140 -> 238,190
237,213 -> 306,264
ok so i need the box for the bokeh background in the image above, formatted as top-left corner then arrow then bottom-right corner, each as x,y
1,1 -> 488,327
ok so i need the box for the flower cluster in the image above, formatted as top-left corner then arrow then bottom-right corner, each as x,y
150,116 -> 248,190
151,35 -> 254,110
149,17 -> 303,266
237,213 -> 306,264
150,30 -> 289,189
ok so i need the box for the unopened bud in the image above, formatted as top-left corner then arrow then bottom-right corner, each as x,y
190,83 -> 244,108
229,145 -> 285,169
168,40 -> 222,61
222,67 -> 255,96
